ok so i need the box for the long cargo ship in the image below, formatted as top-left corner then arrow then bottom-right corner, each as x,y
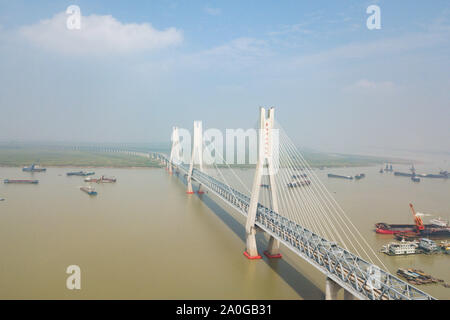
4,179 -> 39,184
396,168 -> 449,179
375,223 -> 449,236
67,171 -> 95,176
375,204 -> 450,238
416,173 -> 449,179
22,164 -> 46,172
327,173 -> 353,180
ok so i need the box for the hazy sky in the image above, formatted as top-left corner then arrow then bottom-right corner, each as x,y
0,0 -> 449,153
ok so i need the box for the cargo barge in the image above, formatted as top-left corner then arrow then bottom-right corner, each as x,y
375,204 -> 450,238
396,268 -> 445,286
394,171 -> 413,177
4,179 -> 39,184
22,164 -> 46,172
67,171 -> 95,176
327,173 -> 353,180
84,176 -> 116,183
80,186 -> 97,196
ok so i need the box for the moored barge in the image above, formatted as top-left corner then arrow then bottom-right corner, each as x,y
375,204 -> 450,238
4,179 -> 39,184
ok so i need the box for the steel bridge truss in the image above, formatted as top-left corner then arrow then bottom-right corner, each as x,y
162,156 -> 435,301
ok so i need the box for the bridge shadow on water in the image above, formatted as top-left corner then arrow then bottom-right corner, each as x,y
196,191 -> 324,300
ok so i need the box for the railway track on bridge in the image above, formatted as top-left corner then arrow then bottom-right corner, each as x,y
157,156 -> 435,300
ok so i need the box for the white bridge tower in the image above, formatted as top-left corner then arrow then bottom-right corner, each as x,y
244,107 -> 282,259
187,121 -> 204,194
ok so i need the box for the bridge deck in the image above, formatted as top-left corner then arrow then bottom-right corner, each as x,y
160,154 -> 435,300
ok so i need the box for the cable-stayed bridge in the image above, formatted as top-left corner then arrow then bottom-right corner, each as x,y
152,107 -> 435,300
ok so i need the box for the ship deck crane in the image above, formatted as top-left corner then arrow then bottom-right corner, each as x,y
410,203 -> 425,231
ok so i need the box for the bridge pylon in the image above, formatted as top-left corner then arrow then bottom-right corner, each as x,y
244,107 -> 281,259
169,127 -> 181,174
187,121 -> 204,194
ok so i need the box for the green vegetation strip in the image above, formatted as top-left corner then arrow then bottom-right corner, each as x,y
0,147 -> 161,168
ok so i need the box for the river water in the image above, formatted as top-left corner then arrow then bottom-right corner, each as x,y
0,160 -> 448,299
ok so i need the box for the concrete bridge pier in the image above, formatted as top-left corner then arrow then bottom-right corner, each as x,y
264,237 -> 282,258
325,277 -> 340,300
325,277 -> 357,300
244,227 -> 262,259
186,179 -> 194,194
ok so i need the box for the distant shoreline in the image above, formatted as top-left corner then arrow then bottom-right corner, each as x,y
0,162 -> 409,170
0,164 -> 162,169
0,144 -> 416,169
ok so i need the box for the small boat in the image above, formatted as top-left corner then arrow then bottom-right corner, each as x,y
292,174 -> 307,179
4,179 -> 39,184
80,186 -> 97,196
355,173 -> 365,180
328,173 -> 353,180
0,198 -> 5,201
22,164 -> 46,172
